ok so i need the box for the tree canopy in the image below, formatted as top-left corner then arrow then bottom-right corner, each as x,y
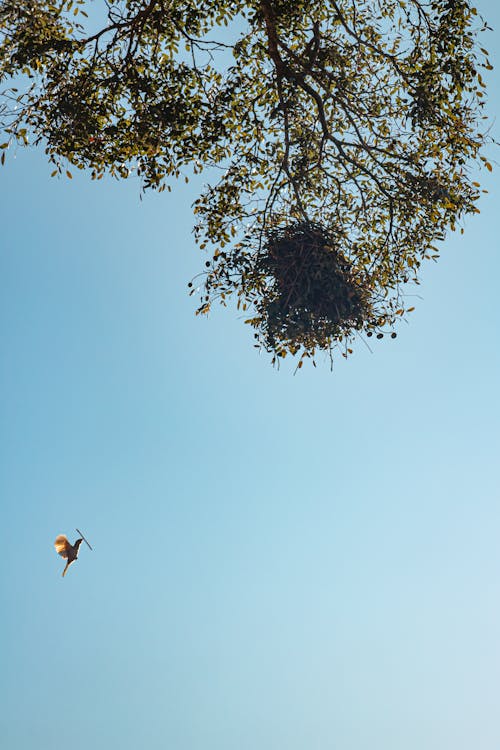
0,0 -> 493,366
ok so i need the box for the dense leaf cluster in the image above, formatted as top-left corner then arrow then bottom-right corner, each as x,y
0,0 -> 493,365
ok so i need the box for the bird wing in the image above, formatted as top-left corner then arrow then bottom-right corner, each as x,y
54,535 -> 71,558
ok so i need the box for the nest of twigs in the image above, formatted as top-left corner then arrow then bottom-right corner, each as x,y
255,222 -> 373,351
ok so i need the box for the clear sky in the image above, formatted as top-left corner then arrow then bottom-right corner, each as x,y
1,3 -> 499,749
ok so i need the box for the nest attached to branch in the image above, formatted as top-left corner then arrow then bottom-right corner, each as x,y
255,222 -> 374,352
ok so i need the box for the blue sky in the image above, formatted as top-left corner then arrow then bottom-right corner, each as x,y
1,2 -> 499,749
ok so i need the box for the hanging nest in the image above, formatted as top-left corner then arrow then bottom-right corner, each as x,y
254,221 -> 374,352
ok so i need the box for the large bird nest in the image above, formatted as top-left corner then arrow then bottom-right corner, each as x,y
254,222 -> 374,352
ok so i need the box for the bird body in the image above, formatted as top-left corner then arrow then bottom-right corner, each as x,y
54,535 -> 83,577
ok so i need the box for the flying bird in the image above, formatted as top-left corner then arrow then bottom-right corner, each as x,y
54,530 -> 92,577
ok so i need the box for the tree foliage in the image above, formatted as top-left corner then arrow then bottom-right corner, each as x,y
0,0 -> 493,366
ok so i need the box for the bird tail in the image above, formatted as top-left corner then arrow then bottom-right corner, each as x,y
62,561 -> 71,577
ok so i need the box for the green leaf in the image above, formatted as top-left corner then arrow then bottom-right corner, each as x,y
0,0 -> 491,366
